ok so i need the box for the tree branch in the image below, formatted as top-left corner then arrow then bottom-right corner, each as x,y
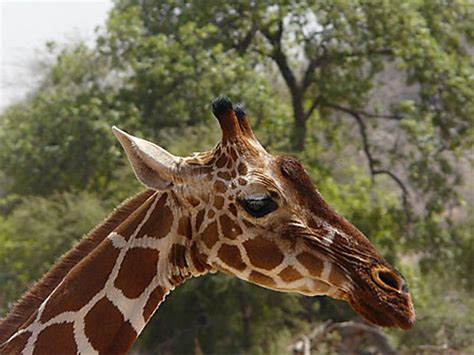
302,55 -> 324,91
373,169 -> 410,208
322,48 -> 393,64
302,48 -> 394,92
324,102 -> 410,209
289,321 -> 393,354
304,95 -> 322,121
260,21 -> 300,96
234,21 -> 258,54
323,102 -> 402,121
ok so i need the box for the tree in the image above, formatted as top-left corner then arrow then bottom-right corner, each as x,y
114,0 -> 474,213
0,192 -> 107,314
1,0 -> 473,353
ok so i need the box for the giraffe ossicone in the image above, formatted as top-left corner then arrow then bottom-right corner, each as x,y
0,96 -> 415,354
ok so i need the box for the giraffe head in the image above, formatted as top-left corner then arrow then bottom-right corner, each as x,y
113,96 -> 415,330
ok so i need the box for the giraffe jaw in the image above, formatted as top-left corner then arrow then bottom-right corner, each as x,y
348,291 -> 416,330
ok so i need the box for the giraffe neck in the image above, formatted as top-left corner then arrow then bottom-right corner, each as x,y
1,191 -> 209,354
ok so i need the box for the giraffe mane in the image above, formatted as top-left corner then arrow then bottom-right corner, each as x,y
0,189 -> 154,344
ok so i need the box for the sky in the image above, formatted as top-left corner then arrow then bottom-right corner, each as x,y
1,0 -> 113,111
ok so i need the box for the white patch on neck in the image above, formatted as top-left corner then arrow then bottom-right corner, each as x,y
322,227 -> 336,245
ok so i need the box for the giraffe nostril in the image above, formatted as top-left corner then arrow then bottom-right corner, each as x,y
372,268 -> 402,292
379,271 -> 400,289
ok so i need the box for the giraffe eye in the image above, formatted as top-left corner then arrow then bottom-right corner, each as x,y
238,195 -> 278,218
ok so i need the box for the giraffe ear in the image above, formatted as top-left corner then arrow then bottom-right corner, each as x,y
112,126 -> 181,190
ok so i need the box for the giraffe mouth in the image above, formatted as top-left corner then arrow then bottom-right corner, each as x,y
348,293 -> 415,330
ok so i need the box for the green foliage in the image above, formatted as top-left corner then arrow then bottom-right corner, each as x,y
0,192 -> 108,313
0,44 -> 123,197
392,267 -> 474,353
136,275 -> 305,354
116,0 -> 474,209
99,5 -> 285,141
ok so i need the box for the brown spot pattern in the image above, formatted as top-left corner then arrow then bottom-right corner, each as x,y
34,323 -> 76,355
139,194 -> 172,239
238,162 -> 248,175
40,240 -> 119,323
296,252 -> 323,277
279,266 -> 303,282
177,216 -> 192,239
201,222 -> 218,248
217,172 -> 232,180
243,236 -> 284,270
218,244 -> 246,271
329,265 -> 347,286
249,271 -> 276,288
186,196 -> 201,207
169,274 -> 186,285
85,297 -> 137,354
219,214 -> 243,239
195,209 -> 205,232
238,178 -> 247,185
114,248 -> 159,299
143,286 -> 165,322
216,155 -> 227,168
116,195 -> 155,240
169,244 -> 187,269
214,196 -> 225,209
214,180 -> 227,193
190,243 -> 210,273
229,147 -> 238,161
229,203 -> 238,216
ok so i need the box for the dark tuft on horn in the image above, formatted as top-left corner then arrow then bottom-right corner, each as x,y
212,96 -> 233,119
233,104 -> 246,120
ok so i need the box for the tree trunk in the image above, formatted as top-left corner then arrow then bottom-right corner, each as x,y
292,97 -> 307,151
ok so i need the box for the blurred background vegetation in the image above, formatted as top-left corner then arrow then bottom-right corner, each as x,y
1,0 -> 473,353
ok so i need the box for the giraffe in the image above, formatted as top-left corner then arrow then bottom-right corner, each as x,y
0,96 -> 415,354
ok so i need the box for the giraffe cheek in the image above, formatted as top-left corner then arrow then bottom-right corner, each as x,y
243,236 -> 284,270
328,264 -> 348,286
296,252 -> 323,277
217,244 -> 247,271
219,214 -> 243,239
200,221 -> 219,249
278,266 -> 303,283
